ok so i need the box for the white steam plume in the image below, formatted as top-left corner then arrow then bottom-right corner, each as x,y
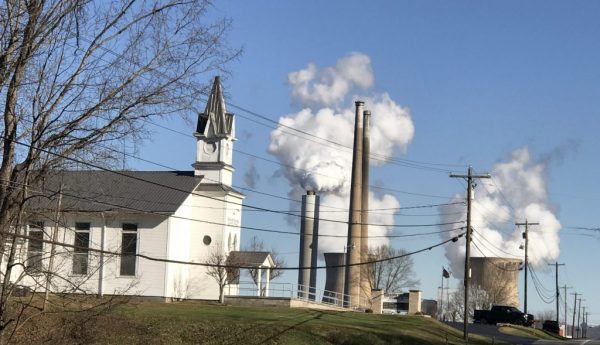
288,52 -> 374,107
439,147 -> 561,278
270,53 -> 415,253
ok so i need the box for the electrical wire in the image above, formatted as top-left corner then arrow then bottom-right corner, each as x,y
471,228 -> 522,260
5,227 -> 466,270
4,178 -> 467,240
144,118 -> 456,200
63,36 -> 465,175
4,136 -> 466,229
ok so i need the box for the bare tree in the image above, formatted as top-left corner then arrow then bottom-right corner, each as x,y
205,250 -> 239,304
447,284 -> 493,322
243,236 -> 285,286
366,245 -> 419,293
0,0 -> 239,340
537,310 -> 555,324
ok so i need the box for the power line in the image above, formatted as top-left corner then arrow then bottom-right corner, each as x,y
469,239 -> 521,272
471,228 -> 522,260
6,227 -> 465,270
4,178 -> 466,240
63,36 -> 464,175
5,136 -> 466,229
144,118 -> 456,200
529,266 -> 555,304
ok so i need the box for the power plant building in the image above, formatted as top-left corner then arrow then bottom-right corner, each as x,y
470,257 -> 521,308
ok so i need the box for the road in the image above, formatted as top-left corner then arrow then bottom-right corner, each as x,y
444,322 -> 600,345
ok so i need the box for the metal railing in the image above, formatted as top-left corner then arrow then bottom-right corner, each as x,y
230,281 -> 352,309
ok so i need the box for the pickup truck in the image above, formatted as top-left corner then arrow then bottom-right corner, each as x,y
473,305 -> 534,326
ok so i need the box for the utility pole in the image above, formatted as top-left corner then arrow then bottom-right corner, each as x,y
584,312 -> 589,338
581,306 -> 585,338
450,166 -> 490,342
571,292 -> 579,339
548,262 -> 564,323
439,284 -> 443,321
516,220 -> 538,315
562,285 -> 572,336
577,298 -> 584,338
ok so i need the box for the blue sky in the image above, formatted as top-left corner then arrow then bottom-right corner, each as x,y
135,1 -> 600,325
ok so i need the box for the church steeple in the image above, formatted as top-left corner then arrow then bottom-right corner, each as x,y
193,76 -> 236,185
196,76 -> 235,138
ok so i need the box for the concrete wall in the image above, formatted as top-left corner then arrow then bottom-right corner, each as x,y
371,289 -> 384,314
225,296 -> 348,312
470,257 -> 520,307
408,290 -> 422,314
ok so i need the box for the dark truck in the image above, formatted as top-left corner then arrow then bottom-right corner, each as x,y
473,305 -> 534,326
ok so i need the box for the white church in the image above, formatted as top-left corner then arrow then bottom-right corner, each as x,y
14,77 -> 272,300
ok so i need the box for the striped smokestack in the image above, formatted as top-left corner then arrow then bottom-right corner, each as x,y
344,101 -> 364,308
298,191 -> 319,300
360,110 -> 371,306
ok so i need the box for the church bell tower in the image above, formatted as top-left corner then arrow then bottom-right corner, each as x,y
193,76 -> 235,186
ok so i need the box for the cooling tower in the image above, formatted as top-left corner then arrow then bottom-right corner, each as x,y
323,252 -> 346,306
298,191 -> 319,300
470,257 -> 521,307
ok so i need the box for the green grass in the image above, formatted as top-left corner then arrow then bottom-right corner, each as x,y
105,301 -> 501,345
498,324 -> 564,340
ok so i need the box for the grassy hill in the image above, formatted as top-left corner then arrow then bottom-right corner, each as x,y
14,301 -> 503,344
498,324 -> 564,340
13,300 -> 568,344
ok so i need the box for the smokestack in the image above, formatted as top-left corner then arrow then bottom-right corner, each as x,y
323,252 -> 346,306
298,191 -> 319,300
344,101 -> 364,308
360,110 -> 371,305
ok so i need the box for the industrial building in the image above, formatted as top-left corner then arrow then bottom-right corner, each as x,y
382,290 -> 423,315
470,257 -> 521,307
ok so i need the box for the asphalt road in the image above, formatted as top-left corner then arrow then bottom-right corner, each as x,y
444,322 -> 600,345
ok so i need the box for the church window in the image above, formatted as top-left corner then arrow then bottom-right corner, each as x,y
26,222 -> 44,272
120,223 -> 138,276
203,235 -> 212,246
72,222 -> 90,275
228,233 -> 232,251
233,234 -> 238,250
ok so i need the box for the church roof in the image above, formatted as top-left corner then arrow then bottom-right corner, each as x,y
196,76 -> 234,137
228,251 -> 275,267
26,171 -> 202,214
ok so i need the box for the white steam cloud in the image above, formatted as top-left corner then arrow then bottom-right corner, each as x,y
269,53 -> 415,253
288,52 -> 374,107
440,147 -> 561,278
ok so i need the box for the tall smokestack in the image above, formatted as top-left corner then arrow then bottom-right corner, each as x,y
298,191 -> 319,300
344,101 -> 364,308
360,110 -> 371,305
323,252 -> 346,306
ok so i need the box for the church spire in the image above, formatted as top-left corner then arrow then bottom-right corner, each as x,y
193,76 -> 236,185
196,76 -> 234,138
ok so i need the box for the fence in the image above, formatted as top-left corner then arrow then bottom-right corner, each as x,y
233,281 -> 352,309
